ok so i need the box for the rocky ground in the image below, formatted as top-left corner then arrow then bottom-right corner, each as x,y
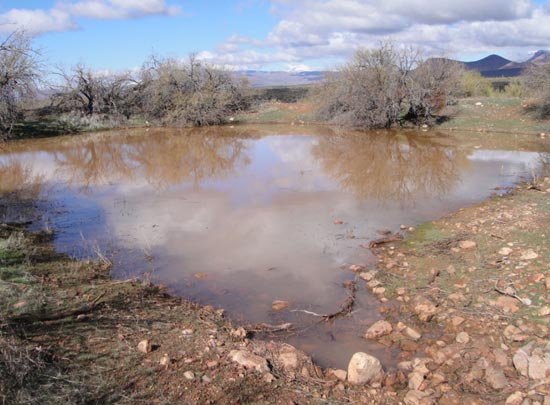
363,178 -> 550,404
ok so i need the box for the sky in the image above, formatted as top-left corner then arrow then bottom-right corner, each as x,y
1,0 -> 549,72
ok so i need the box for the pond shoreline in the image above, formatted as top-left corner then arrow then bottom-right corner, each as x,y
2,174 -> 549,403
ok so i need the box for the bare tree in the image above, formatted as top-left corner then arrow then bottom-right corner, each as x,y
53,64 -> 135,119
523,63 -> 550,119
316,43 -> 462,128
405,57 -> 463,123
136,55 -> 246,126
0,32 -> 40,139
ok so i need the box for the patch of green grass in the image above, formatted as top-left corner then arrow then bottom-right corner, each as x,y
0,266 -> 30,283
404,222 -> 447,247
12,119 -> 81,139
0,250 -> 25,266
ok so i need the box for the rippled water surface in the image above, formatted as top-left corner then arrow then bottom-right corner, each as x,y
1,125 -> 548,368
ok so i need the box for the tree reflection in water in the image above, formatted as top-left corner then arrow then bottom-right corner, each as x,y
0,159 -> 44,197
312,130 -> 467,205
52,127 -> 253,191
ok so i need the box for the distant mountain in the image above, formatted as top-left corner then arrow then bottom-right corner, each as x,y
235,70 -> 328,87
527,50 -> 550,64
237,50 -> 550,86
460,50 -> 550,78
463,54 -> 511,72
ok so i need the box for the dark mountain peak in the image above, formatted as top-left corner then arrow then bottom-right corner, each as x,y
464,54 -> 511,72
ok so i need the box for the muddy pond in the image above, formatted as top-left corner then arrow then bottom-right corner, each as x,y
1,125 -> 549,369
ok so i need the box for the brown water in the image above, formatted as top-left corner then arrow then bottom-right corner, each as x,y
1,125 -> 549,369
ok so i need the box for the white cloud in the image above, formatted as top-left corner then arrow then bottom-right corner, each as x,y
202,0 -> 550,70
0,0 -> 180,36
197,49 -> 299,70
0,9 -> 76,35
58,0 -> 181,20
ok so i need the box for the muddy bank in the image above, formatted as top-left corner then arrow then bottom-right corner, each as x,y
2,178 -> 550,404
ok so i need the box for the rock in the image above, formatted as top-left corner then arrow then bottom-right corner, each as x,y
520,250 -> 539,260
493,349 -> 509,367
347,352 -> 384,385
504,325 -> 523,340
263,373 -> 275,383
271,300 -> 289,311
404,390 -> 429,405
528,352 -> 550,380
364,320 -> 393,339
184,371 -> 195,380
137,339 -> 152,353
372,287 -> 386,295
412,296 -> 438,322
229,350 -> 269,373
159,353 -> 170,366
408,371 -> 425,390
513,346 -> 531,377
202,375 -> 212,383
540,307 -> 550,316
485,365 -> 508,389
404,326 -> 422,341
398,361 -> 414,372
278,350 -> 299,370
206,360 -> 218,368
545,277 -> 550,291
359,271 -> 377,282
396,287 -> 406,296
505,392 -> 524,405
230,327 -> 247,339
499,247 -> 513,256
496,296 -> 520,313
456,332 -> 470,344
458,240 -> 477,250
451,316 -> 465,327
330,369 -> 347,381
349,264 -> 366,272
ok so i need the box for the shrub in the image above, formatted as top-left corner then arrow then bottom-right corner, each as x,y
316,43 -> 463,128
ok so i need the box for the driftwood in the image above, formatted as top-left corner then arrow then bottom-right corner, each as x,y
321,280 -> 356,322
245,322 -> 293,333
8,292 -> 106,324
368,232 -> 403,248
494,281 -> 531,305
290,281 -> 358,323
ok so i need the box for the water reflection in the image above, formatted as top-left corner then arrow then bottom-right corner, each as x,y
0,159 -> 44,197
313,130 -> 466,204
52,128 -> 252,191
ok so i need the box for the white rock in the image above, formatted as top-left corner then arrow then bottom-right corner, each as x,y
408,371 -> 425,390
137,339 -> 152,353
458,240 -> 477,250
499,247 -> 513,256
347,352 -> 384,385
278,350 -> 299,370
520,250 -> 539,260
456,332 -> 470,344
184,371 -> 195,380
505,391 -> 524,405
229,350 -> 269,373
